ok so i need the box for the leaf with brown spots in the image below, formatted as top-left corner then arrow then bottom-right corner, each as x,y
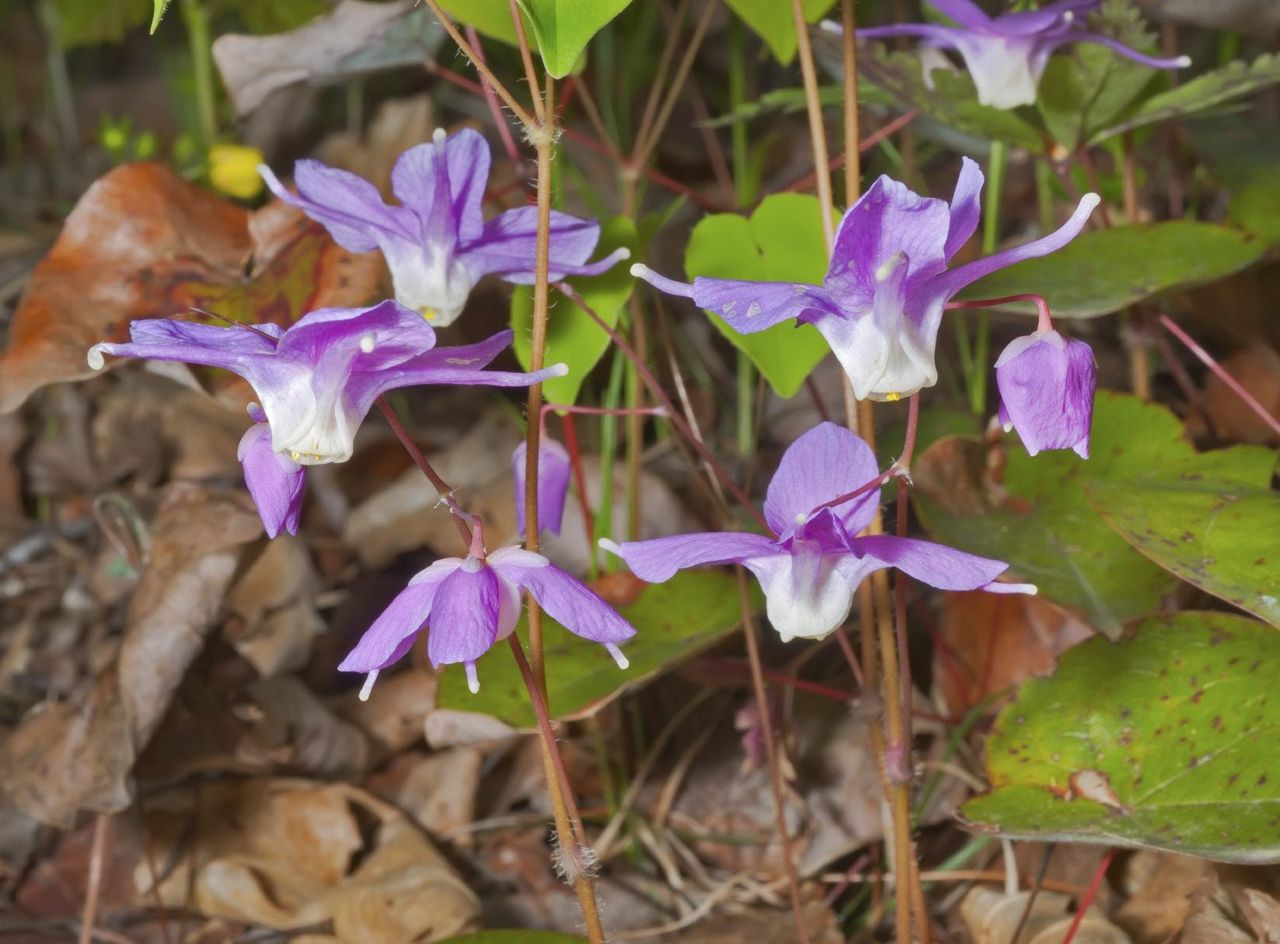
0,163 -> 381,412
962,612 -> 1280,863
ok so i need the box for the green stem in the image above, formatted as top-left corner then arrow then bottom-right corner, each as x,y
179,0 -> 217,148
971,139 -> 1007,415
1034,157 -> 1056,235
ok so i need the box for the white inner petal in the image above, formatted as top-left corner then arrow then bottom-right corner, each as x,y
956,37 -> 1041,109
758,546 -> 855,642
384,240 -> 475,327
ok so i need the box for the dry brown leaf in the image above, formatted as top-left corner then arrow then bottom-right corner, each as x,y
0,164 -> 380,413
667,890 -> 844,943
238,676 -> 371,778
224,536 -> 323,677
1202,347 -> 1280,445
1240,889 -> 1280,943
936,590 -> 1095,715
1180,874 -> 1254,944
2,485 -> 261,826
1116,851 -> 1213,944
961,887 -> 1131,944
366,747 -> 483,841
335,666 -> 437,753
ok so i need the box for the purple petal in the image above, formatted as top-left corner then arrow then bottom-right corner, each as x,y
856,22 -> 966,44
995,331 -> 1095,458
926,0 -> 993,28
88,318 -> 280,374
846,534 -> 1018,591
277,301 -> 436,368
489,548 -> 636,646
391,128 -> 490,247
260,159 -> 415,253
426,561 -> 504,667
237,423 -> 305,538
1054,31 -> 1191,70
764,422 -> 882,536
944,157 -> 984,262
461,206 -> 620,282
337,558 -> 462,673
513,438 -> 573,538
826,175 -> 952,303
742,548 -> 855,642
691,277 -> 841,334
601,531 -> 777,583
938,193 -> 1100,298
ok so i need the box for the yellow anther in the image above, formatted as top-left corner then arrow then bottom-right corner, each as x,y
885,392 -> 902,402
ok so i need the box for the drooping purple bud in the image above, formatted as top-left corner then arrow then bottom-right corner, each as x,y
237,421 -> 306,537
512,438 -> 572,538
995,330 -> 1096,458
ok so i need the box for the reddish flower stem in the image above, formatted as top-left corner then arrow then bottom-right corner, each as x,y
1061,851 -> 1115,944
783,110 -> 920,194
1159,314 -> 1280,440
465,25 -> 522,165
947,293 -> 1053,333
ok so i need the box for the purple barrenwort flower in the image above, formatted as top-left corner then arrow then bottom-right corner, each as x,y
513,438 -> 572,538
259,128 -> 629,326
88,300 -> 566,466
996,326 -> 1096,457
602,423 -> 1034,643
339,540 -> 636,696
238,408 -> 305,538
633,159 -> 1099,403
833,0 -> 1189,110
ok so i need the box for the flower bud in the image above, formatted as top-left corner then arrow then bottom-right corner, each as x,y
512,438 -> 572,538
995,330 -> 1095,458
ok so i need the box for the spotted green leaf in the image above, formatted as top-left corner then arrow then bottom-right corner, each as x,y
437,571 -> 757,728
511,216 -> 637,406
1088,477 -> 1280,628
963,612 -> 1280,863
962,222 -> 1266,319
683,193 -> 833,399
913,393 -> 1276,635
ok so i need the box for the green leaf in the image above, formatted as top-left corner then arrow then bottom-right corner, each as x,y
150,0 -> 170,33
436,0 -> 525,46
1088,477 -> 1280,628
1035,0 -> 1162,151
442,933 -> 587,944
913,393 -> 1276,635
683,193 -> 832,399
50,0 -> 150,47
723,0 -> 836,65
1191,118 -> 1280,245
511,217 -> 637,406
515,0 -> 634,78
961,222 -> 1266,319
1090,53 -> 1280,143
962,612 -> 1280,863
856,45 -> 1045,153
437,571 -> 758,728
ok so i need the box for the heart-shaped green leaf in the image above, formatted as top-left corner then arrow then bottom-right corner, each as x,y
1088,476 -> 1280,628
962,222 -> 1266,319
437,571 -> 758,728
515,0 -> 633,77
511,216 -> 637,406
913,393 -> 1276,635
724,0 -> 837,65
683,193 -> 832,399
963,611 -> 1280,864
436,0 -> 526,45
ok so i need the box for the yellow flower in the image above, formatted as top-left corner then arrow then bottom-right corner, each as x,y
209,143 -> 265,200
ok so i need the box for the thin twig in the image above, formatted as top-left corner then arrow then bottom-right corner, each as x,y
77,814 -> 109,944
421,0 -> 538,129
375,398 -> 474,550
791,0 -> 835,249
465,25 -> 522,164
631,0 -> 717,172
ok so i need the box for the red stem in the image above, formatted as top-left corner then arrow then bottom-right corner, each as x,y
946,293 -> 1053,333
1061,851 -> 1115,944
783,110 -> 920,194
465,25 -> 522,165
560,412 -> 596,558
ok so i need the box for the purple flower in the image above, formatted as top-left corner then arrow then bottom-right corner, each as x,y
259,128 -> 629,326
238,413 -> 305,538
88,300 -> 566,466
602,423 -> 1033,642
633,160 -> 1098,402
840,0 -> 1189,109
513,438 -> 573,538
996,328 -> 1095,457
339,545 -> 636,695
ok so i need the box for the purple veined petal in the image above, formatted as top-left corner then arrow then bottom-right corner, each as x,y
944,157 -> 984,262
925,0 -> 993,29
426,560 -> 505,669
1051,31 -> 1191,70
237,422 -> 305,538
260,159 -> 416,253
815,252 -> 940,401
87,318 -> 280,373
847,534 -> 1027,592
826,175 -> 952,303
691,277 -> 841,334
337,557 -> 463,674
742,548 -> 855,643
391,128 -> 491,249
460,206 -> 622,283
854,21 -> 967,45
600,531 -> 777,583
984,0 -> 1099,37
488,548 -> 636,664
276,301 -> 436,368
512,438 -> 573,538
995,331 -> 1095,458
763,422 -> 882,537
936,192 -> 1101,298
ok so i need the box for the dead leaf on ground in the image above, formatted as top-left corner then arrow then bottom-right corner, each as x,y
960,886 -> 1131,944
364,747 -> 484,842
1202,347 -> 1280,445
1117,851 -> 1212,944
667,890 -> 843,943
0,163 -> 380,413
935,591 -> 1094,716
237,675 -> 371,778
224,536 -> 323,677
336,665 -> 437,753
142,778 -> 479,941
1,485 -> 261,826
